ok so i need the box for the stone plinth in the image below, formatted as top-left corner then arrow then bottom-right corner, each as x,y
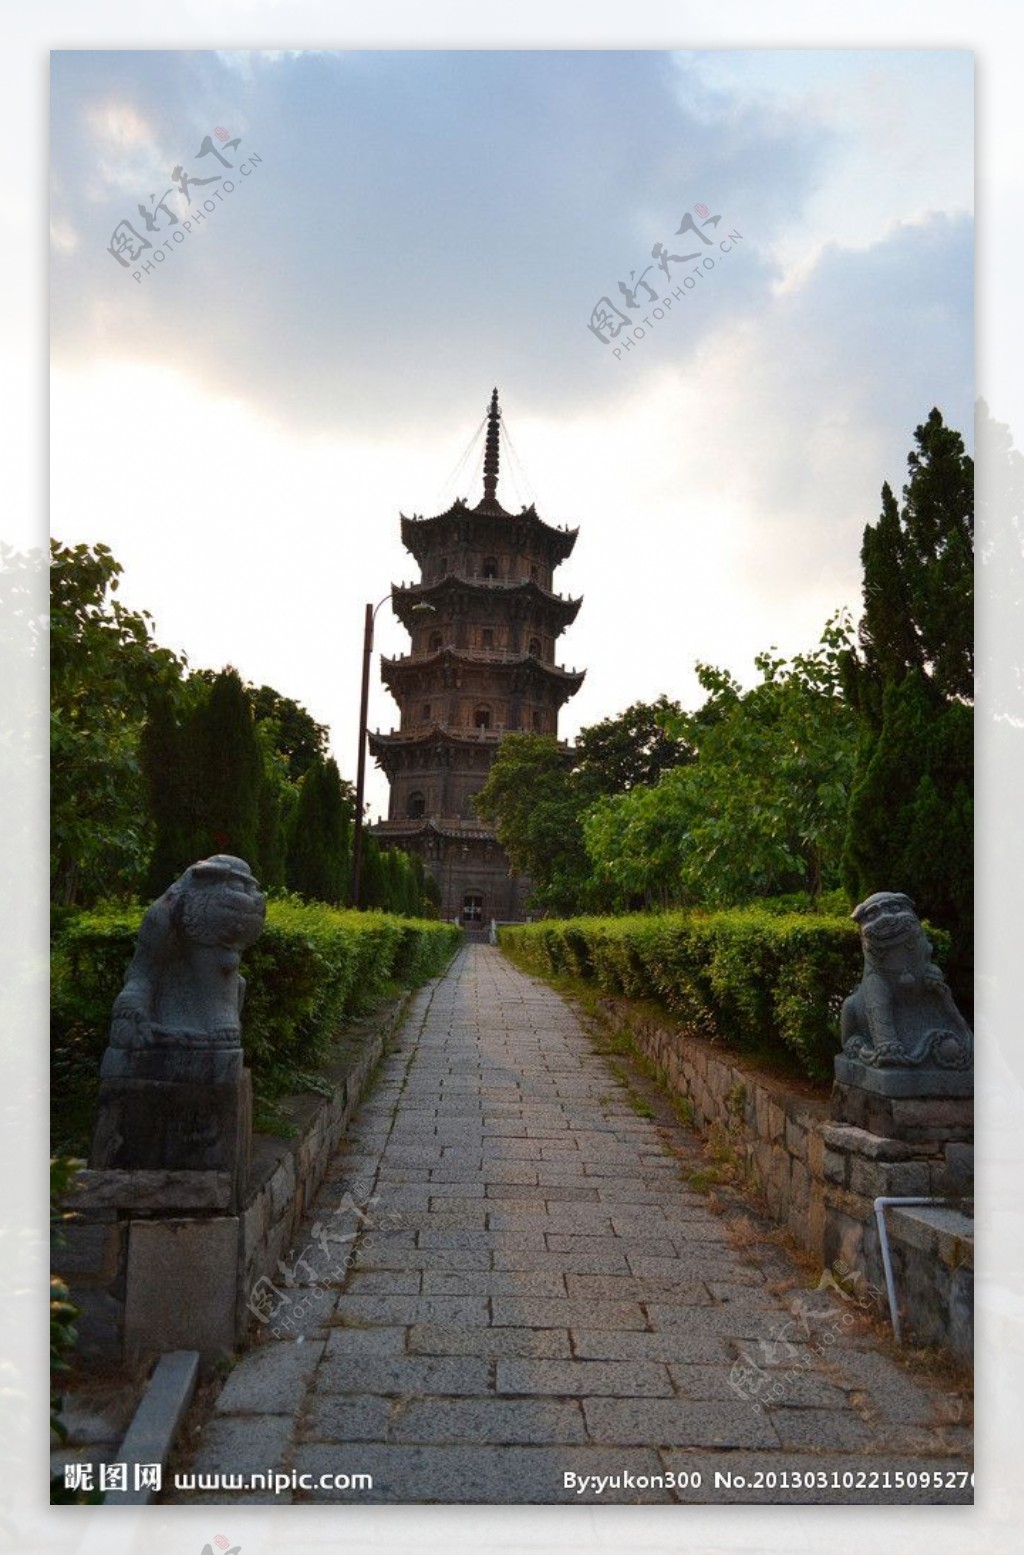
91,1067 -> 253,1211
830,1059 -> 973,1148
124,1218 -> 240,1364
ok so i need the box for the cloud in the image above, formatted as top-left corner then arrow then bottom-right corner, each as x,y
49,49 -> 838,438
84,100 -> 154,148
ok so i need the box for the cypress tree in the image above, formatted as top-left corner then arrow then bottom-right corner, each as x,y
141,684 -> 190,895
286,755 -> 349,904
842,411 -> 973,1010
192,667 -> 264,868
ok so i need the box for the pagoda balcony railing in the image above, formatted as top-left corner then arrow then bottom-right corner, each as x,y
379,722 -> 556,742
396,574 -> 571,600
384,647 -> 579,671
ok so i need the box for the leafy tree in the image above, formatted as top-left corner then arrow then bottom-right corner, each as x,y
248,685 -> 330,780
584,621 -> 858,909
140,683 -> 195,896
50,541 -> 183,904
841,410 -> 973,1006
473,734 -> 592,914
474,700 -> 697,913
572,696 -> 693,796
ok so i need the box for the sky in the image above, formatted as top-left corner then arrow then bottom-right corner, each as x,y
49,48 -> 974,819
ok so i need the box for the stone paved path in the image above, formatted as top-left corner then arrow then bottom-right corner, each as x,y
175,946 -> 972,1505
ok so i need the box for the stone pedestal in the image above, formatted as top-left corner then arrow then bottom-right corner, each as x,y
91,1052 -> 253,1212
831,1056 -> 973,1148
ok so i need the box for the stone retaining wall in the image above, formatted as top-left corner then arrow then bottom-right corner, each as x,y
594,995 -> 973,1360
596,996 -> 831,1260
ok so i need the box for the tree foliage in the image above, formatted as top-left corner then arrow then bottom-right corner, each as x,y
50,541 -> 183,904
285,755 -> 352,905
584,620 -> 858,910
473,734 -> 590,914
841,409 -> 973,1007
572,695 -> 693,796
474,701 -> 696,914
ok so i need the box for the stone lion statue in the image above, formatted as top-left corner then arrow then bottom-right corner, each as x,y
839,891 -> 972,1070
108,854 -> 266,1052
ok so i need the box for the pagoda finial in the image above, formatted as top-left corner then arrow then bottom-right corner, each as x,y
483,386 -> 501,501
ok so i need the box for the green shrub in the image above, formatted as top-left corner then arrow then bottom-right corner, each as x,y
501,908 -> 863,1080
51,901 -> 460,1153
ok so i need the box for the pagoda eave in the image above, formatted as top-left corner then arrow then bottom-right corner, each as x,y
392,578 -> 582,631
380,648 -> 586,691
400,506 -> 578,564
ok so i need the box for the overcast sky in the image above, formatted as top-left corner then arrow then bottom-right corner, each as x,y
49,48 -> 973,818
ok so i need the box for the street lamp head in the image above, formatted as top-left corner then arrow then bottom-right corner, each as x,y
410,602 -> 437,615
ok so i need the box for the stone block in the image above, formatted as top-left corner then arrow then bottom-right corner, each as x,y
832,1084 -> 973,1146
124,1217 -> 240,1362
767,1151 -> 791,1206
806,1195 -> 826,1262
942,1142 -> 974,1196
269,1158 -> 297,1222
54,1222 -> 122,1280
71,1169 -> 234,1212
785,1118 -> 807,1161
582,1396 -> 777,1448
91,1071 -> 252,1209
789,1159 -> 811,1214
407,1324 -> 572,1358
822,1205 -> 868,1279
496,1358 -> 672,1396
821,1124 -> 920,1161
823,1148 -> 848,1187
807,1129 -> 824,1178
769,1406 -> 875,1451
389,1398 -> 588,1445
754,1088 -> 769,1138
241,1193 -> 267,1262
849,1156 -> 932,1199
301,1394 -> 393,1443
315,1353 -> 490,1397
888,1096 -> 974,1137
69,1287 -> 123,1360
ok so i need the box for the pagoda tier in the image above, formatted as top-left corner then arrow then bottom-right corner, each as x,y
368,725 -> 524,828
400,497 -> 578,576
381,646 -> 585,710
392,576 -> 581,640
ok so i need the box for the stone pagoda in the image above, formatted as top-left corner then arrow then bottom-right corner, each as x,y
369,389 -> 584,925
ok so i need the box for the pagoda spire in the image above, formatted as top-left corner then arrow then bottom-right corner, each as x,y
482,387 -> 501,501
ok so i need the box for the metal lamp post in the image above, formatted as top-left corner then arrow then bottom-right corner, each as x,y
350,593 -> 435,909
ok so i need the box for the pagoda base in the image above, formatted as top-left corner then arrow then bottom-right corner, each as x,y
371,821 -> 531,924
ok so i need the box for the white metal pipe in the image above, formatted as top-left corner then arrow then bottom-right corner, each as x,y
873,1195 -> 951,1345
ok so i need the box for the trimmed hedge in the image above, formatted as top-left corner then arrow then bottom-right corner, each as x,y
51,899 -> 460,1153
499,909 -> 869,1081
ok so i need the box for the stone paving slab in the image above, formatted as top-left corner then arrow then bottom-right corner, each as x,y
170,945 -> 972,1505
214,1340 -> 324,1415
192,1412 -> 294,1473
407,1323 -> 573,1358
